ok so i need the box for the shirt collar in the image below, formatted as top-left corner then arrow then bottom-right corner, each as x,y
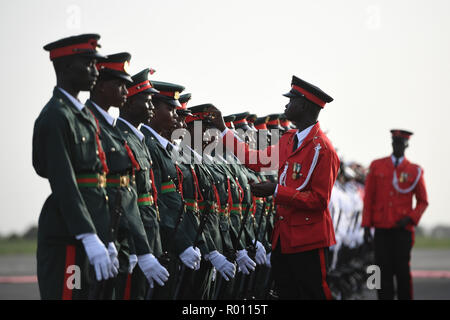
140,124 -> 169,149
391,155 -> 405,165
57,87 -> 85,112
296,123 -> 315,148
118,117 -> 145,141
89,100 -> 115,126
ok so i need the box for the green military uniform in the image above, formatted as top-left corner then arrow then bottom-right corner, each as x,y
85,100 -> 151,299
192,158 -> 224,299
34,34 -> 109,300
33,88 -> 110,300
169,146 -> 212,299
116,117 -> 163,299
141,80 -> 208,299
142,124 -> 201,299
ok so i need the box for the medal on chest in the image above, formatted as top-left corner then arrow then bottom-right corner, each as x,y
399,172 -> 409,183
292,162 -> 302,180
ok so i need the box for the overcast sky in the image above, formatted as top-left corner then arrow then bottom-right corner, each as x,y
1,0 -> 449,235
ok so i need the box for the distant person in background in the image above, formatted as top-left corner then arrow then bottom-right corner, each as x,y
362,129 -> 428,300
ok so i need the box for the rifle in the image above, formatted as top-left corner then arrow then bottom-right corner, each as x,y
88,187 -> 123,300
145,199 -> 186,300
173,201 -> 211,300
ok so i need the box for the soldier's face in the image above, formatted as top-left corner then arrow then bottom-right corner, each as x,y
69,57 -> 99,91
101,78 -> 129,108
284,96 -> 306,122
392,138 -> 408,157
127,92 -> 154,124
153,100 -> 177,132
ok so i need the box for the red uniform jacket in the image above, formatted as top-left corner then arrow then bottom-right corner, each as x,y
222,122 -> 339,254
362,156 -> 428,232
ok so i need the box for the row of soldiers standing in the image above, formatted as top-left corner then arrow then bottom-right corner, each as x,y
33,33 -> 296,300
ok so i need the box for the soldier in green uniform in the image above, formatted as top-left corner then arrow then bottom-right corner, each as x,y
161,92 -> 210,299
255,115 -> 279,298
184,105 -> 240,299
171,99 -> 239,299
231,113 -> 271,299
193,114 -> 253,299
140,81 -> 201,299
223,113 -> 267,299
34,34 -> 115,300
86,57 -> 169,299
115,68 -> 168,299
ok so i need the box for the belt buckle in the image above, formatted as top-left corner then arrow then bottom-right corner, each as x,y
120,175 -> 130,187
98,173 -> 107,188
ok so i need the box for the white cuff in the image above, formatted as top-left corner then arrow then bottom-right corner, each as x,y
75,233 -> 95,240
204,250 -> 219,261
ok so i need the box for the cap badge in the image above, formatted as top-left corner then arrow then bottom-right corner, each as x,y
123,61 -> 130,73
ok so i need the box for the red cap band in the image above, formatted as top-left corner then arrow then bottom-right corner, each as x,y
127,80 -> 153,97
267,120 -> 279,126
49,39 -> 99,60
234,119 -> 248,125
392,131 -> 411,139
96,61 -> 128,73
254,123 -> 268,130
292,85 -> 326,108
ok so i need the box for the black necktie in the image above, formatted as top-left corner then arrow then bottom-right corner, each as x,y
292,134 -> 299,152
394,157 -> 399,168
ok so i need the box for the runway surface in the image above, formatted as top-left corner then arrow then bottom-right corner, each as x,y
1,249 -> 449,300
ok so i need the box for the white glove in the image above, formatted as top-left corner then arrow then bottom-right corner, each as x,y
254,241 -> 267,265
138,254 -> 169,288
266,252 -> 272,268
128,254 -> 138,274
107,242 -> 119,277
205,250 -> 236,281
236,249 -> 256,275
80,234 -> 113,281
194,247 -> 201,270
179,246 -> 201,270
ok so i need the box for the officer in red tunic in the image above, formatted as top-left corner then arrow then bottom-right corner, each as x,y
362,129 -> 428,300
208,75 -> 339,300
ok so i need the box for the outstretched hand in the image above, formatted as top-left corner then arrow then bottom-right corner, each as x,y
250,181 -> 277,197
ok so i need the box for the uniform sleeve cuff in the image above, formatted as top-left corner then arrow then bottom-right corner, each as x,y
75,233 -> 95,240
